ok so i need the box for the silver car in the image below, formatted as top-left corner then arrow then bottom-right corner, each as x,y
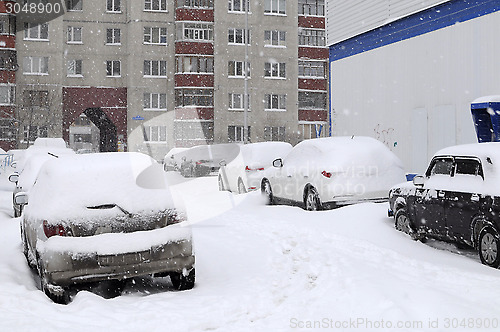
17,152 -> 195,304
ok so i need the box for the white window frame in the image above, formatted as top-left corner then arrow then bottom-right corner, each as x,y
67,26 -> 82,44
228,125 -> 250,143
228,61 -> 250,78
24,22 -> 49,41
228,93 -> 250,111
144,92 -> 167,110
178,23 -> 213,42
264,30 -> 286,47
228,0 -> 249,13
298,60 -> 326,78
264,94 -> 286,111
264,126 -> 286,141
106,0 -> 121,13
144,60 -> 167,77
106,60 -> 121,77
298,0 -> 325,16
23,56 -> 49,75
144,27 -> 167,45
67,59 -> 83,77
228,28 -> 250,45
298,28 -> 326,47
0,84 -> 15,106
23,125 -> 48,143
145,0 -> 167,12
106,28 -> 121,45
176,56 -> 214,73
264,62 -> 286,79
144,125 -> 167,143
264,0 -> 286,15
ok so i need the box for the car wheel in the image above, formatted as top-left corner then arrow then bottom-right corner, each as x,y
170,268 -> 195,291
479,226 -> 500,268
394,209 -> 421,240
38,258 -> 70,304
261,179 -> 273,205
238,178 -> 247,194
218,175 -> 225,191
305,187 -> 321,211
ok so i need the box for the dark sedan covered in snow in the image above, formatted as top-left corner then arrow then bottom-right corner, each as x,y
389,143 -> 500,268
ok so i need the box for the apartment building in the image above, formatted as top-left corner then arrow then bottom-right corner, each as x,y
14,0 -> 328,160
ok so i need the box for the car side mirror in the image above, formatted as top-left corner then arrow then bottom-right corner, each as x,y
14,192 -> 28,206
9,173 -> 19,183
219,160 -> 227,167
272,158 -> 283,168
413,175 -> 425,187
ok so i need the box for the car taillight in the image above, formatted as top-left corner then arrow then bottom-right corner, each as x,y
196,161 -> 202,165
245,166 -> 265,171
321,171 -> 332,178
43,220 -> 67,238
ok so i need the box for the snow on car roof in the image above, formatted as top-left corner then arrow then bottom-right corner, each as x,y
434,142 -> 500,162
24,152 -> 175,221
32,137 -> 68,148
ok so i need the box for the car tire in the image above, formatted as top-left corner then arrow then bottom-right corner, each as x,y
218,175 -> 225,191
170,268 -> 195,291
394,209 -> 420,241
478,226 -> 500,268
237,178 -> 247,194
261,179 -> 274,205
38,257 -> 70,304
305,187 -> 322,211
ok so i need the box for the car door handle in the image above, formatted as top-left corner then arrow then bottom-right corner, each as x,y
438,191 -> 445,198
471,193 -> 480,202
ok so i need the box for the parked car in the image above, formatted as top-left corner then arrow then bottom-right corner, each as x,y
218,142 -> 292,194
177,144 -> 240,178
261,136 -> 406,210
388,142 -> 500,268
17,152 -> 195,303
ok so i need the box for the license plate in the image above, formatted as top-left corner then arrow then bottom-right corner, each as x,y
98,251 -> 150,266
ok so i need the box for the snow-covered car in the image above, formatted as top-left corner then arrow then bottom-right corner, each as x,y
177,144 -> 240,178
9,146 -> 76,217
17,152 -> 195,303
218,142 -> 292,194
261,136 -> 407,210
388,142 -> 500,268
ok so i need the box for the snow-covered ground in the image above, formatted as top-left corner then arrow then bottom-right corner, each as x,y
1,174 -> 500,331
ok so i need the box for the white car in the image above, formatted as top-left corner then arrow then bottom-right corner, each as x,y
261,136 -> 407,210
17,152 -> 195,303
218,142 -> 293,193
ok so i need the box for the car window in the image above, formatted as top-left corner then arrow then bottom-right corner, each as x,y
428,157 -> 454,176
455,158 -> 483,178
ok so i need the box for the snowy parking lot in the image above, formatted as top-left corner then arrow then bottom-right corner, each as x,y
2,174 -> 500,331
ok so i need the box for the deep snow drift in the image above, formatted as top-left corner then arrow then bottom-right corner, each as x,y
1,174 -> 500,331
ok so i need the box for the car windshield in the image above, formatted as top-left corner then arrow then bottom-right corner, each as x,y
429,158 -> 454,176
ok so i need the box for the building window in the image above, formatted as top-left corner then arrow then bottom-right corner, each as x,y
67,0 -> 82,11
23,125 -> 48,143
145,0 -> 167,11
264,62 -> 285,79
106,60 -> 121,76
175,120 -> 214,141
176,0 -> 213,9
228,0 -> 249,13
67,59 -> 83,76
144,27 -> 167,45
177,23 -> 213,42
228,61 -> 250,78
298,60 -> 326,78
0,15 -> 16,35
23,57 -> 49,75
298,0 -> 324,16
0,85 -> 15,105
23,90 -> 49,107
24,22 -> 49,40
228,93 -> 250,111
106,0 -> 121,12
264,30 -> 285,47
299,91 -> 327,110
264,94 -> 286,111
67,26 -> 82,43
228,28 -> 250,45
228,125 -> 250,143
106,28 -> 121,44
176,56 -> 214,73
0,52 -> 17,71
175,88 -> 213,107
298,28 -> 325,46
144,60 -> 167,77
264,126 -> 285,141
144,93 -> 167,110
299,122 -> 326,140
264,0 -> 285,15
0,119 -> 16,140
144,126 -> 167,142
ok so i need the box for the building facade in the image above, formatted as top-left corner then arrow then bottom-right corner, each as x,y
327,0 -> 500,173
13,0 -> 329,160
